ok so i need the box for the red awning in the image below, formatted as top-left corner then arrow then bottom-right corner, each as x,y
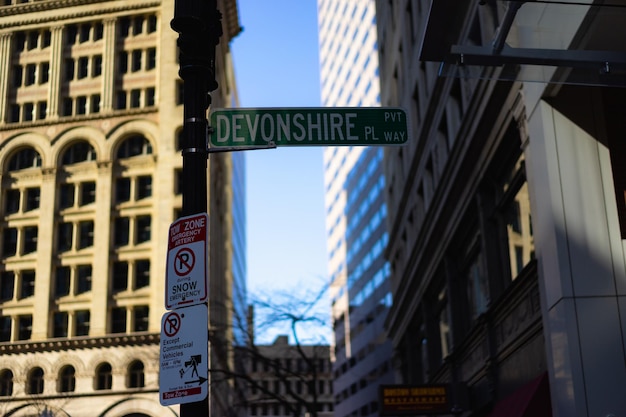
488,372 -> 552,417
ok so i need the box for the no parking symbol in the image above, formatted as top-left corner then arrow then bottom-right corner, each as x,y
174,248 -> 195,276
165,213 -> 209,309
163,312 -> 181,337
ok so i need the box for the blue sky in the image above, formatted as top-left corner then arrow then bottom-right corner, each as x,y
230,0 -> 329,341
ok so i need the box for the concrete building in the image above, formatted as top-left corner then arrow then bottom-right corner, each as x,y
237,335 -> 334,417
318,1 -> 394,417
376,0 -> 626,416
0,1 -> 245,416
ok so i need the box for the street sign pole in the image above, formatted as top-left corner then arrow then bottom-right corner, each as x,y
170,0 -> 222,415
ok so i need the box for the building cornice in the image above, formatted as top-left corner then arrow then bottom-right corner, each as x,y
0,333 -> 160,355
0,0 -> 160,28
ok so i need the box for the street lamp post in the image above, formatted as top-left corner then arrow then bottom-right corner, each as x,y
171,0 -> 222,415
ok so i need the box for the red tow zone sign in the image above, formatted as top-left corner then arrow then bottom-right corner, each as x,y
165,213 -> 209,309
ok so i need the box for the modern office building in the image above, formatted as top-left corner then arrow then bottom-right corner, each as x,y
0,0 -> 245,416
237,335 -> 334,417
376,1 -> 625,416
318,1 -> 393,417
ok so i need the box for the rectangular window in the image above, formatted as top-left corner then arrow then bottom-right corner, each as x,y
119,17 -> 131,37
114,217 -> 130,246
53,311 -> 69,338
27,31 -> 38,50
92,55 -> 102,77
78,220 -> 94,249
17,315 -> 32,340
118,51 -> 128,74
137,176 -> 152,199
13,65 -> 22,87
79,24 -> 90,43
131,50 -> 142,72
0,316 -> 10,342
135,260 -> 150,289
0,271 -> 15,301
147,15 -> 157,33
76,96 -> 87,115
65,58 -> 75,81
55,266 -> 71,297
66,24 -> 77,45
14,32 -> 26,52
466,251 -> 489,320
133,306 -> 149,331
116,177 -> 131,203
5,189 -> 20,214
9,105 -> 20,123
136,215 -> 151,243
76,264 -> 92,294
505,181 -> 534,280
112,261 -> 128,291
25,187 -> 40,211
146,87 -> 155,107
146,48 -> 156,69
37,101 -> 47,120
23,103 -> 33,121
77,57 -> 88,79
94,22 -> 104,40
436,286 -> 451,362
25,64 -> 36,86
111,307 -> 127,333
116,90 -> 127,110
63,98 -> 73,116
23,226 -> 37,254
59,183 -> 75,209
80,181 -> 96,205
130,89 -> 141,108
3,228 -> 18,256
57,222 -> 73,252
20,270 -> 35,298
42,30 -> 51,48
91,95 -> 101,113
133,16 -> 143,35
75,310 -> 90,336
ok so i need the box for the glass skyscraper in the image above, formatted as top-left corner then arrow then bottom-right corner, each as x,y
318,1 -> 394,416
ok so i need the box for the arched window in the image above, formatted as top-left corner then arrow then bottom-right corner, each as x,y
58,365 -> 75,392
127,360 -> 144,388
116,135 -> 152,159
0,369 -> 13,396
95,362 -> 112,390
7,147 -> 41,172
27,367 -> 44,394
62,141 -> 97,165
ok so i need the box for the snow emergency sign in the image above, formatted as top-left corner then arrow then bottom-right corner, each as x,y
165,213 -> 208,309
159,304 -> 208,405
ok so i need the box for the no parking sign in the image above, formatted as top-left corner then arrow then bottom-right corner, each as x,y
159,304 -> 208,405
165,213 -> 208,309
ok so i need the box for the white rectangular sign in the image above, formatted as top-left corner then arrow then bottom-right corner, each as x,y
159,303 -> 208,406
165,213 -> 209,309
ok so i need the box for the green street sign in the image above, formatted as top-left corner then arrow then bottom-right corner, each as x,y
209,107 -> 409,147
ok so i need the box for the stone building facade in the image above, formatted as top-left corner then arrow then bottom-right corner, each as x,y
0,1 -> 242,416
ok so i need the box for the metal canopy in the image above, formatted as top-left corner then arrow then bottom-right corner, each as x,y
420,0 -> 626,87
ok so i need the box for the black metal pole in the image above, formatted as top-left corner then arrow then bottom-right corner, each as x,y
171,0 -> 222,415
